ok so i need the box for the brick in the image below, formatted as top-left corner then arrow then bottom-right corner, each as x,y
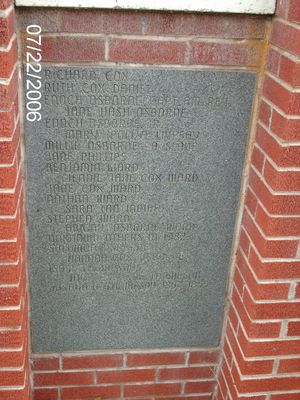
0,282 -> 22,306
0,349 -> 24,368
0,225 -> 23,263
223,339 -> 233,372
249,168 -> 300,215
243,285 -> 300,320
0,388 -> 29,400
263,75 -> 300,115
237,319 -> 300,357
255,203 -> 300,237
32,356 -> 60,371
220,359 -> 238,399
231,286 -> 281,338
249,245 -> 300,280
190,41 -> 259,66
296,283 -> 300,299
0,68 -> 18,110
184,381 -> 215,394
0,9 -> 15,46
0,211 -> 20,241
61,385 -> 120,400
126,352 -> 185,367
42,36 -> 105,63
228,305 -> 239,332
226,323 -> 274,375
0,131 -> 19,165
231,362 -> 300,393
258,100 -> 271,127
264,160 -> 300,192
244,189 -> 258,217
256,124 -> 300,168
251,145 -> 265,173
34,371 -> 94,386
233,266 -> 244,297
109,39 -> 186,64
216,370 -> 227,400
0,314 -> 27,349
276,0 -> 289,18
98,368 -> 155,384
0,157 -> 18,189
271,109 -> 300,142
124,383 -> 181,397
239,228 -> 250,256
160,366 -> 214,381
16,8 -> 62,33
236,249 -> 290,301
0,172 -> 21,216
0,38 -> 17,79
279,55 -> 300,87
188,350 -> 219,364
0,369 -> 25,386
242,209 -> 299,258
266,47 -> 281,76
0,108 -> 15,137
63,353 -> 123,369
278,357 -> 300,373
287,0 -> 300,23
145,13 -> 265,38
61,9 -> 142,34
33,388 -> 59,400
0,304 -> 23,327
288,321 -> 300,336
271,19 -> 300,56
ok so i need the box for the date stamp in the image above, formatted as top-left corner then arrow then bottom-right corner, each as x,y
25,25 -> 42,122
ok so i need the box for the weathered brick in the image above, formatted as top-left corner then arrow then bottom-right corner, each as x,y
279,55 -> 300,87
109,39 -> 186,64
61,9 -> 142,34
271,108 -> 300,141
32,356 -> 60,371
188,350 -> 219,365
190,41 -> 259,66
0,9 -> 15,46
263,75 -> 300,115
0,38 -> 17,79
145,13 -> 265,38
42,36 -> 105,63
271,19 -> 300,56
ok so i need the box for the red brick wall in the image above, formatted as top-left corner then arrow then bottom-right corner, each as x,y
215,0 -> 300,399
0,0 -> 30,400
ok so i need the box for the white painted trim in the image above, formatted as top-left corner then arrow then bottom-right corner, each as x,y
15,0 -> 276,14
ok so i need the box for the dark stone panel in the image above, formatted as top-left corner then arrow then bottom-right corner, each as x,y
25,66 -> 255,351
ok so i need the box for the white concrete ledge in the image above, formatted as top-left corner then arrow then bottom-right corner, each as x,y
15,0 -> 276,14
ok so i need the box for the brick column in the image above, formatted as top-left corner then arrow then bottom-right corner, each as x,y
0,0 -> 30,399
216,1 -> 300,399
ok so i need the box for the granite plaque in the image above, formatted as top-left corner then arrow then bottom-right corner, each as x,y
25,67 -> 255,352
